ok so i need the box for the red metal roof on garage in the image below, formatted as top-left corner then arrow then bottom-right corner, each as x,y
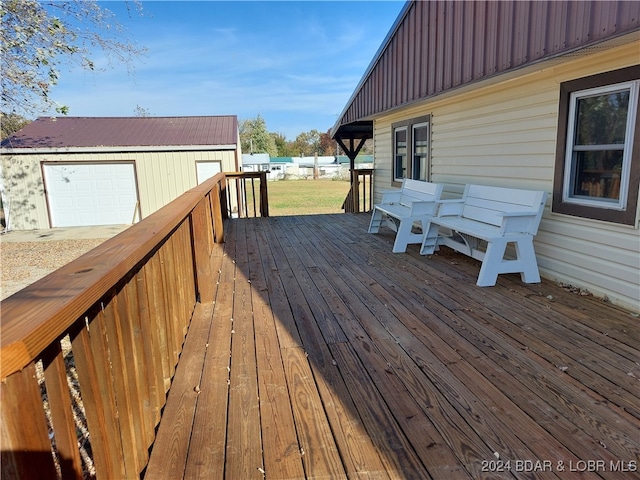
1,116 -> 238,149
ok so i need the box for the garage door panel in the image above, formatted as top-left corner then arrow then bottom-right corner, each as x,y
44,163 -> 138,227
95,181 -> 114,192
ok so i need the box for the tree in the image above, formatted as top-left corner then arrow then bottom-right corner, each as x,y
319,129 -> 339,157
1,112 -> 30,140
291,129 -> 322,157
1,0 -> 145,116
239,115 -> 278,157
271,132 -> 295,157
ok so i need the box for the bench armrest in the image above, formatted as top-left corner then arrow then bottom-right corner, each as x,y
500,210 -> 538,218
436,199 -> 464,217
407,200 -> 438,216
499,211 -> 540,235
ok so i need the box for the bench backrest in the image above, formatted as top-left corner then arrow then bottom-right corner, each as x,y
461,184 -> 547,234
399,179 -> 443,206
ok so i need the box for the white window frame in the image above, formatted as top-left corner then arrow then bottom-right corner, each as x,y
412,121 -> 430,181
562,80 -> 639,211
393,126 -> 408,182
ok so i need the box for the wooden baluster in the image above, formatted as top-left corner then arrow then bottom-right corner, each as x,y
135,266 -> 166,429
1,363 -> 58,479
192,200 -> 215,303
71,312 -> 126,479
42,342 -> 84,480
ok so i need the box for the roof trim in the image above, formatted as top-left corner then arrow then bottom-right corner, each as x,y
331,121 -> 374,142
1,144 -> 238,155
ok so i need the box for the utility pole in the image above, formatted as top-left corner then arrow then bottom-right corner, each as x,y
313,152 -> 318,180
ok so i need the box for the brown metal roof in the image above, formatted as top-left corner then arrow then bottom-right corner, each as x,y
1,116 -> 238,150
333,0 -> 640,137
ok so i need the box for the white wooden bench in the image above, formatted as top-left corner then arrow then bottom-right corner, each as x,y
368,179 -> 443,253
420,184 -> 547,286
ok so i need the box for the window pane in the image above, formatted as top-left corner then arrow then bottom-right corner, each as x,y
412,124 -> 429,180
575,90 -> 629,145
571,150 -> 623,200
395,129 -> 407,179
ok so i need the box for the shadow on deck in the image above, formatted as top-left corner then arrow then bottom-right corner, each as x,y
146,213 -> 640,479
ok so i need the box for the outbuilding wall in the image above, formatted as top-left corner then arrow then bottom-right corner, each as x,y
1,149 -> 237,230
372,40 -> 639,311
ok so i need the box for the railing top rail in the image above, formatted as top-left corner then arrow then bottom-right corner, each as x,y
225,171 -> 266,179
0,172 -> 227,381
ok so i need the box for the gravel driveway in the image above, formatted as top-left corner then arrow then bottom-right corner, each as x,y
0,226 -> 128,300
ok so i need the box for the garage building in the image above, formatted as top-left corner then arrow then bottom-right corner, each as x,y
0,116 -> 241,230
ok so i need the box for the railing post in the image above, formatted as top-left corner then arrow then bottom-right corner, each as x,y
219,179 -> 230,220
368,169 -> 374,211
353,173 -> 361,213
191,199 -> 215,303
211,183 -> 225,243
259,171 -> 269,217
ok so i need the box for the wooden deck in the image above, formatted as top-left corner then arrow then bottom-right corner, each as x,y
145,213 -> 640,480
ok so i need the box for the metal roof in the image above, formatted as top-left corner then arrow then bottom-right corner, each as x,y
1,116 -> 238,150
332,0 -> 640,138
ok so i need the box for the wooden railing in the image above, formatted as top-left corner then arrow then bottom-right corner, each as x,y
342,168 -> 374,213
224,171 -> 269,218
0,173 -> 233,479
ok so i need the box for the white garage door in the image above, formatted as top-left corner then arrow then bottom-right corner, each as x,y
43,163 -> 138,227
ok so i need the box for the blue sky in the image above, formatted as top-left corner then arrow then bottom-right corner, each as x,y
48,1 -> 406,140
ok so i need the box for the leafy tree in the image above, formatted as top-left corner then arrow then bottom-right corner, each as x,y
239,115 -> 278,157
319,129 -> 339,156
271,132 -> 296,157
290,129 -> 322,157
1,112 -> 30,140
1,0 -> 145,116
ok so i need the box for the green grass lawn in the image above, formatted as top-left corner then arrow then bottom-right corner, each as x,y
267,179 -> 351,216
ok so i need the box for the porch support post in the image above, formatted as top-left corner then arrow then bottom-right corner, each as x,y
336,136 -> 367,213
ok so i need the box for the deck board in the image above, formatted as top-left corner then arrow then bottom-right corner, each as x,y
147,213 -> 640,480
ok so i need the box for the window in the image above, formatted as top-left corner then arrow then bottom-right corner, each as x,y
412,122 -> 430,180
553,66 -> 640,225
392,115 -> 431,183
393,126 -> 407,181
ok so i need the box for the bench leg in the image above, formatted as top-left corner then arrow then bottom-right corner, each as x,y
392,219 -> 415,253
368,208 -> 383,233
420,223 -> 440,255
477,238 -> 540,286
476,239 -> 508,286
515,237 -> 541,284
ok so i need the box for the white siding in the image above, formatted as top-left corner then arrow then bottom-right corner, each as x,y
0,149 -> 237,230
372,41 -> 640,311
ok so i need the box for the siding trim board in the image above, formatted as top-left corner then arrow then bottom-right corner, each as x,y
2,145 -> 238,155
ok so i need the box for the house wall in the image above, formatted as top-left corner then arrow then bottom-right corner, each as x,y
372,41 -> 639,311
1,149 -> 237,230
